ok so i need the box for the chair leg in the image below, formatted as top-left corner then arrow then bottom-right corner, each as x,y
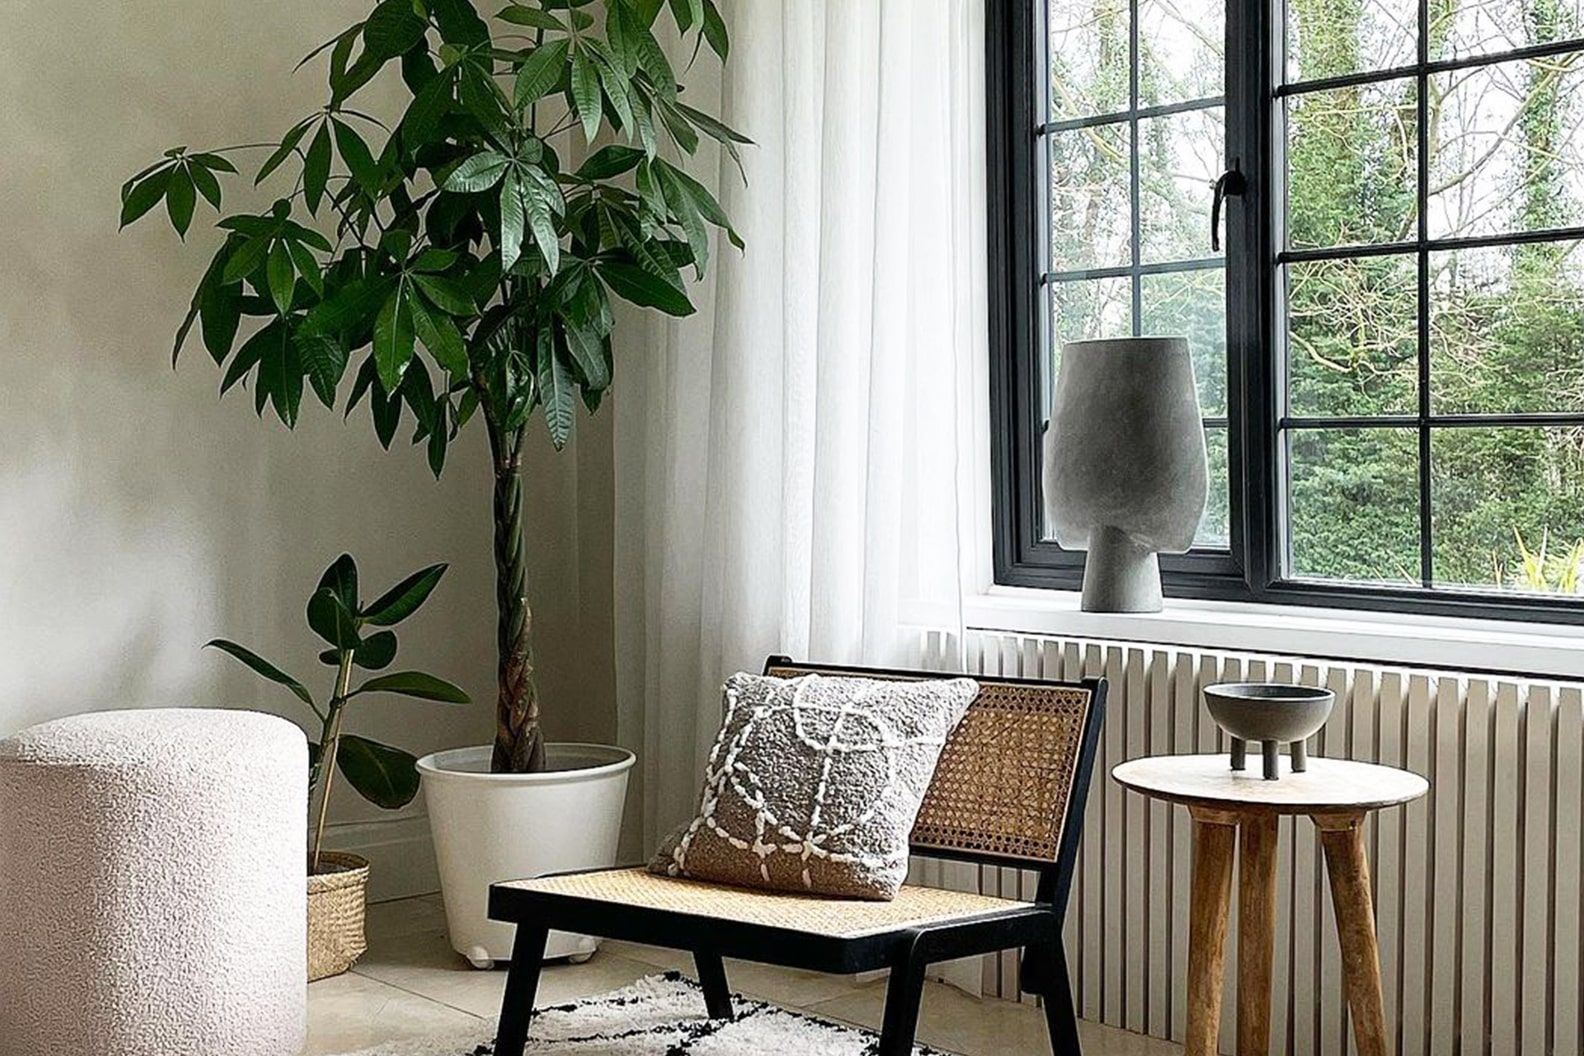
876,946 -> 928,1056
693,949 -> 733,1019
1042,945 -> 1082,1056
493,924 -> 549,1056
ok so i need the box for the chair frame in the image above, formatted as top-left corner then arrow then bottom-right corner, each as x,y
488,656 -> 1107,1056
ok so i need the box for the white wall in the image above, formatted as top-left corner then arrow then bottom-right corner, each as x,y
0,0 -> 616,898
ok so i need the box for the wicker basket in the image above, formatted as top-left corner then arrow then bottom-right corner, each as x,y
307,852 -> 369,981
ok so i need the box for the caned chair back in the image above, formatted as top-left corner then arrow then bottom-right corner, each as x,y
761,657 -> 1107,898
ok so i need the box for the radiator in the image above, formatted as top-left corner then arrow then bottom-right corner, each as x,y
923,630 -> 1584,1056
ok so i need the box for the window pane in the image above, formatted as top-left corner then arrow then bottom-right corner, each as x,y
1286,255 -> 1419,416
1287,427 -> 1421,583
1286,79 -> 1419,249
1140,0 -> 1224,106
1431,240 -> 1584,413
1285,0 -> 1417,84
1428,52 -> 1584,241
1050,124 -> 1133,271
1434,0 -> 1584,63
1049,0 -> 1131,119
1139,106 -> 1224,263
1142,268 -> 1227,415
1432,426 -> 1584,593
1050,277 -> 1132,388
1199,425 -> 1231,547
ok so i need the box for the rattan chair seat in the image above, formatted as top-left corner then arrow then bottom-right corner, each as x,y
502,867 -> 1037,939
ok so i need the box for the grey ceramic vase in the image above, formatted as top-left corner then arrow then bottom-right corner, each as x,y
1042,337 -> 1208,612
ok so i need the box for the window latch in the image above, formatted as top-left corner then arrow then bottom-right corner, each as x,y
1210,168 -> 1246,252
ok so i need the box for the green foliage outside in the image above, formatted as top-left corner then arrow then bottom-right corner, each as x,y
1047,0 -> 1584,594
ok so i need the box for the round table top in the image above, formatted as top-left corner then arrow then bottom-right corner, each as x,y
1111,754 -> 1429,814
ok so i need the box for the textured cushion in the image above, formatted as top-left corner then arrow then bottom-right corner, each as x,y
0,708 -> 308,1056
650,672 -> 978,900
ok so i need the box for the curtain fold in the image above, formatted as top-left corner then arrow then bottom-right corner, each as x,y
613,0 -> 990,851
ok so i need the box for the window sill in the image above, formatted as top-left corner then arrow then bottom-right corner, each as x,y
965,585 -> 1584,680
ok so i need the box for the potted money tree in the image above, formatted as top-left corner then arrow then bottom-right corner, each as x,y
121,0 -> 743,965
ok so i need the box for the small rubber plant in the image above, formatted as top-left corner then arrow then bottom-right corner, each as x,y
209,554 -> 469,870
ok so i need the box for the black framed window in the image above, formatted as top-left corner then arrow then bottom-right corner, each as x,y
989,0 -> 1584,621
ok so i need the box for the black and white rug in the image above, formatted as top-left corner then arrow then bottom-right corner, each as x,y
335,972 -> 952,1055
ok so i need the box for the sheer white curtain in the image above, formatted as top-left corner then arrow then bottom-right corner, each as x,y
613,1 -> 992,848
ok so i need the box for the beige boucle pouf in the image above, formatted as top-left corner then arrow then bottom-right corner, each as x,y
0,708 -> 308,1056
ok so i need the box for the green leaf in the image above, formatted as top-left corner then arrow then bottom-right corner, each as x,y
303,123 -> 333,213
205,639 -> 315,709
256,121 -> 311,185
364,0 -> 428,59
667,0 -> 698,31
410,293 -> 470,375
300,276 -> 392,338
497,5 -> 566,30
675,101 -> 751,145
221,320 -> 279,393
373,284 -> 416,390
300,334 -> 348,408
410,249 -> 459,273
333,119 -> 380,193
307,587 -> 361,649
411,273 -> 475,315
442,150 -> 510,193
165,166 -> 197,238
702,0 -> 728,61
498,169 -> 525,272
119,168 -> 172,228
222,235 -> 271,285
316,553 -> 360,614
570,51 -> 602,143
514,38 -> 568,107
539,343 -> 574,449
430,0 -> 491,46
258,325 -> 304,426
597,260 -> 695,315
520,171 -> 560,273
564,322 -> 610,390
362,563 -> 448,625
191,152 -> 238,173
592,57 -> 634,133
354,630 -> 399,669
402,68 -> 454,151
266,239 -> 296,315
189,162 -> 223,209
285,238 -> 324,297
335,734 -> 420,809
576,144 -> 643,182
200,280 -> 243,364
353,671 -> 471,704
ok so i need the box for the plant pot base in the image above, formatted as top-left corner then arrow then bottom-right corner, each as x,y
418,743 -> 635,966
307,852 -> 370,981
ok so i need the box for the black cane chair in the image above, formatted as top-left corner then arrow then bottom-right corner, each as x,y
488,656 -> 1107,1056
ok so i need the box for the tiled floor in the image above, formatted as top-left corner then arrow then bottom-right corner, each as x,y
307,894 -> 1183,1055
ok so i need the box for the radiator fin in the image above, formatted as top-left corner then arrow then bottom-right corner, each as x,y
938,631 -> 1584,1056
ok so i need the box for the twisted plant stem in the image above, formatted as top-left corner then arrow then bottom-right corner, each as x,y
488,417 -> 544,774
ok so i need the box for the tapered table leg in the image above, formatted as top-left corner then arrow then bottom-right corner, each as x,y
1316,811 -> 1388,1056
1185,806 -> 1239,1056
1237,814 -> 1279,1056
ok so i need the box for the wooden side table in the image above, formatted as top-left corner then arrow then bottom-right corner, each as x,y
1112,755 -> 1428,1056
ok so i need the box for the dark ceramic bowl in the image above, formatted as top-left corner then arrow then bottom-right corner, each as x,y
1203,682 -> 1334,744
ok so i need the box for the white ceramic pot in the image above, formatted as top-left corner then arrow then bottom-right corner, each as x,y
416,742 -> 635,968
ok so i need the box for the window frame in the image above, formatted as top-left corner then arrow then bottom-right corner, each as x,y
988,0 -> 1584,625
